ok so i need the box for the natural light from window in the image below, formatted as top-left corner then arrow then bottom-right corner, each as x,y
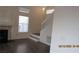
18,15 -> 29,32
46,9 -> 55,14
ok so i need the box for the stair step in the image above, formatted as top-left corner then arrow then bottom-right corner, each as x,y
28,33 -> 40,42
30,35 -> 39,40
28,36 -> 39,42
30,34 -> 40,39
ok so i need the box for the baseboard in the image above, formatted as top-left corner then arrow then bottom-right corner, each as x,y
11,38 -> 28,40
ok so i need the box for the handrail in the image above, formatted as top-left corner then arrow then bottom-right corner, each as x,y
41,18 -> 48,25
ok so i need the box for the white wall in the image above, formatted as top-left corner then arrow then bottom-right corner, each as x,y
0,7 -> 11,25
12,7 -> 43,39
10,7 -> 30,39
0,7 -> 43,39
29,7 -> 43,34
50,6 -> 79,53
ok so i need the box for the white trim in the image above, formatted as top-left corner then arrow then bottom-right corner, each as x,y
30,34 -> 40,39
28,36 -> 39,42
41,18 -> 48,25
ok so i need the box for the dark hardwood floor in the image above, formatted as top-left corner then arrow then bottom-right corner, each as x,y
0,38 -> 50,53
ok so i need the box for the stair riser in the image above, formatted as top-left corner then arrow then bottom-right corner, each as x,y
28,36 -> 39,42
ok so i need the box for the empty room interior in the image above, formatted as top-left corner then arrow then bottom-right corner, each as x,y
0,6 -> 79,53
0,6 -> 54,53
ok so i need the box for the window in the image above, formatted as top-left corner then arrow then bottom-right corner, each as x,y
18,15 -> 29,32
46,9 -> 55,14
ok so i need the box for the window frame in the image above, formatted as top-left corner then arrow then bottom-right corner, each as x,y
18,15 -> 29,33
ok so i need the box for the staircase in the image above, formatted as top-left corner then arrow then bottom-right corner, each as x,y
28,33 -> 40,42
